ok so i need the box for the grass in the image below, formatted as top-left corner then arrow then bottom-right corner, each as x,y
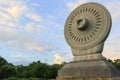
3,77 -> 55,80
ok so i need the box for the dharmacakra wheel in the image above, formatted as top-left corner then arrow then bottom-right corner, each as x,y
64,2 -> 112,49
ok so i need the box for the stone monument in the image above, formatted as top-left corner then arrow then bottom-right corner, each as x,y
57,2 -> 120,80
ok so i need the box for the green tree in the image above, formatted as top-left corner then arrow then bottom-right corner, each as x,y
107,58 -> 113,64
113,59 -> 120,70
50,62 -> 66,79
0,56 -> 8,67
0,56 -> 67,79
0,64 -> 16,79
16,65 -> 30,78
29,61 -> 47,78
29,61 -> 40,78
29,61 -> 53,79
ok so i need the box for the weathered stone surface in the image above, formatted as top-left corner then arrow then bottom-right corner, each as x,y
57,2 -> 120,80
57,77 -> 120,80
64,2 -> 112,61
58,60 -> 120,77
64,2 -> 111,51
73,53 -> 103,61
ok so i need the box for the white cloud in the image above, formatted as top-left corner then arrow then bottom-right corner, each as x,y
0,10 -> 17,27
27,43 -> 53,53
32,3 -> 40,7
7,6 -> 27,20
0,0 -> 42,30
0,0 -> 27,21
54,54 -> 65,64
24,23 -> 42,33
0,27 -> 17,33
26,13 -> 42,22
12,54 -> 29,59
0,0 -> 27,30
0,0 -> 48,54
103,37 -> 120,60
25,23 -> 35,32
106,1 -> 120,21
7,37 -> 53,53
66,0 -> 89,11
53,51 -> 73,64
0,0 -> 25,6
0,26 -> 53,53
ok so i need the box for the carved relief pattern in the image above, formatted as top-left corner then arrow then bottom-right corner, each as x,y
64,3 -> 111,49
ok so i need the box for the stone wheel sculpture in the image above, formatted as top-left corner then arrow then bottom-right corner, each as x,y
64,2 -> 112,50
57,2 -> 120,79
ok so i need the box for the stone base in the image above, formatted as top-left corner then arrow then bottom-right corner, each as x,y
56,77 -> 120,80
57,60 -> 120,79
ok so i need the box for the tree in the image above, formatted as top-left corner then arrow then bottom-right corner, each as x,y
29,61 -> 48,78
16,65 -> 30,78
29,61 -> 53,79
50,63 -> 65,79
0,56 -> 8,67
0,56 -> 68,79
107,58 -> 113,64
113,59 -> 120,70
0,64 -> 16,79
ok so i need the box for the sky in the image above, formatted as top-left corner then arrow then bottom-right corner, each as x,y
0,0 -> 120,65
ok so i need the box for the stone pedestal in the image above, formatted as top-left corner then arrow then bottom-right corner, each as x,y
57,77 -> 120,80
57,60 -> 120,80
58,2 -> 120,80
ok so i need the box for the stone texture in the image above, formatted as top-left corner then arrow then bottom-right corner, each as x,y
57,77 -> 120,80
57,2 -> 120,80
64,2 -> 112,62
58,60 -> 120,78
64,2 -> 112,50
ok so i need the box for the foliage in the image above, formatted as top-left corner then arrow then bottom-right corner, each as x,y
0,56 -> 120,79
0,56 -> 65,79
113,59 -> 120,70
0,64 -> 16,79
3,77 -> 18,80
16,65 -> 30,78
0,56 -> 8,67
3,77 -> 55,80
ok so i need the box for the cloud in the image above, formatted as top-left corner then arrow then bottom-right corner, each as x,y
54,54 -> 65,64
66,0 -> 89,11
53,51 -> 72,64
7,6 -> 27,20
12,54 -> 29,59
27,43 -> 53,53
0,27 -> 18,42
103,37 -> 120,60
0,0 -> 49,54
0,0 -> 28,30
32,3 -> 41,7
0,0 -> 43,29
24,22 -> 42,33
7,36 -> 53,53
0,0 -> 25,6
26,13 -> 42,22
0,0 -> 27,20
0,26 -> 53,54
106,1 -> 120,21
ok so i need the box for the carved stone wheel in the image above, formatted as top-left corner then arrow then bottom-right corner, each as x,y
64,2 -> 112,49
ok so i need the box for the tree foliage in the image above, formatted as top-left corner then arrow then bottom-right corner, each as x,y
0,64 -> 16,79
0,56 -> 65,79
113,59 -> 120,70
0,56 -> 8,67
0,56 -> 120,79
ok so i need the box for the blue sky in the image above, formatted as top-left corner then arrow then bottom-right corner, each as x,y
0,0 -> 120,65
